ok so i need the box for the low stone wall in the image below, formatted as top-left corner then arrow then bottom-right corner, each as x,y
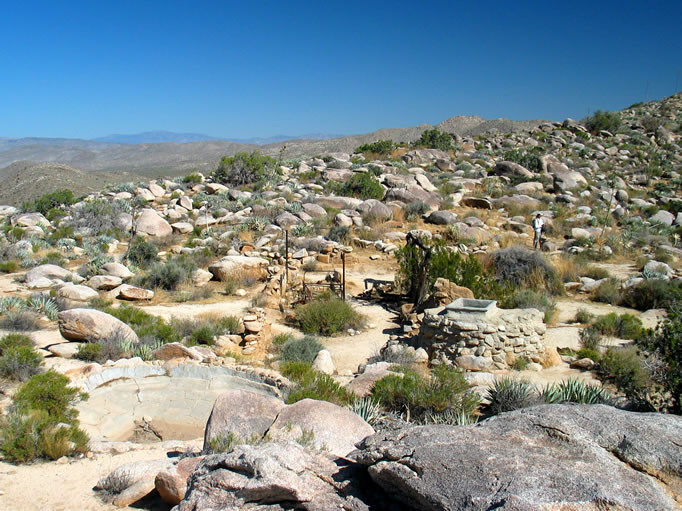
416,306 -> 546,370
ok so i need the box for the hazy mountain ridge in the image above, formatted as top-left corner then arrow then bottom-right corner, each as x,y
0,115 -> 549,174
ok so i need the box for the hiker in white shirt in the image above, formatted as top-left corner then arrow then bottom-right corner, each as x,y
532,213 -> 544,250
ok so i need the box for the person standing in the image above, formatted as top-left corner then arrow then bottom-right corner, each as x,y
532,213 -> 544,250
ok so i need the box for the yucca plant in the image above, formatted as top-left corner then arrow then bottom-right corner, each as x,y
486,377 -> 540,415
0,297 -> 27,315
348,397 -> 383,425
541,379 -> 613,405
26,295 -> 59,321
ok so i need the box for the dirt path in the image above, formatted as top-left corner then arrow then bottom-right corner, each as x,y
0,442 -> 197,511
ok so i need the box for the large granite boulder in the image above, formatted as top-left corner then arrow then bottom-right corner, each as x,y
58,308 -> 138,342
353,404 -> 682,510
494,161 -> 533,178
25,264 -> 82,287
268,399 -> 374,457
425,210 -> 458,225
178,443 -> 380,511
96,458 -> 173,507
135,208 -> 172,237
207,255 -> 269,281
202,390 -> 285,452
57,283 -> 99,301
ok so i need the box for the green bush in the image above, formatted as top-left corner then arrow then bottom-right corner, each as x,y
13,371 -> 83,424
211,151 -> 277,186
637,305 -> 682,412
0,346 -> 43,381
582,265 -> 611,280
620,279 -> 682,311
413,128 -> 454,151
285,368 -> 353,406
506,290 -> 553,313
486,377 -> 540,415
501,148 -> 543,172
0,261 -> 19,273
599,346 -> 652,405
23,189 -> 77,216
575,308 -> 595,324
577,347 -> 601,362
404,201 -> 430,220
126,238 -> 159,269
340,172 -> 385,200
189,326 -> 215,346
592,313 -> 643,340
0,333 -> 34,353
295,296 -> 365,335
355,140 -> 395,155
101,304 -> 180,344
372,366 -> 479,423
0,371 -> 88,462
182,173 -> 203,184
272,332 -> 294,346
74,342 -> 104,362
279,336 -> 323,364
140,256 -> 196,291
584,110 -> 621,134
591,278 -> 622,305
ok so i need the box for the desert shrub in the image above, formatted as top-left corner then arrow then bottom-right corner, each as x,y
0,311 -> 41,331
327,225 -> 351,244
294,295 -> 365,335
355,139 -> 395,155
592,313 -> 642,340
182,173 -> 203,184
102,305 -> 180,344
0,261 -> 19,273
501,147 -> 543,172
486,377 -> 540,415
71,198 -> 124,236
13,371 -> 83,424
577,347 -> 601,362
340,172 -> 385,200
599,346 -> 652,405
0,333 -> 33,353
488,248 -> 562,295
74,342 -> 104,362
280,361 -> 315,381
211,151 -> 277,186
506,290 -> 553,313
413,128 -> 454,151
584,110 -> 621,134
575,308 -> 595,324
620,279 -> 682,311
286,369 -> 353,406
512,356 -> 531,371
579,326 -> 602,351
396,238 -> 510,303
0,371 -> 88,462
0,346 -> 43,381
23,189 -> 77,216
206,431 -> 265,454
140,256 -> 196,291
126,238 -> 159,269
403,201 -> 430,220
582,266 -> 611,280
189,326 -> 215,346
637,305 -> 682,412
279,336 -> 323,364
272,332 -> 295,346
372,366 -> 479,423
541,379 -> 613,405
591,278 -> 622,305
223,268 -> 261,295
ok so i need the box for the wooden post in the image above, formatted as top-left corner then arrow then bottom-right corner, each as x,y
341,252 -> 346,301
285,229 -> 289,291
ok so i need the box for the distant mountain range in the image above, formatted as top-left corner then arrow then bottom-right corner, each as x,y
91,131 -> 345,145
0,116 -> 549,205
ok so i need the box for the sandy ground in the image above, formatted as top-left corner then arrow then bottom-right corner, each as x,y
0,442 -> 193,511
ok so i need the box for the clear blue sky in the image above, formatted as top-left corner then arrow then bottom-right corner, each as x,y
1,0 -> 680,139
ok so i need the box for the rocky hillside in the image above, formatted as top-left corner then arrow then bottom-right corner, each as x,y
0,115 -> 547,177
0,92 -> 680,510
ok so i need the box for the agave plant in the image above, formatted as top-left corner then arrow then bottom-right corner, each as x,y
291,222 -> 316,237
0,296 -> 27,314
348,397 -> 383,425
26,294 -> 59,321
541,378 -> 614,405
423,408 -> 478,426
486,377 -> 540,415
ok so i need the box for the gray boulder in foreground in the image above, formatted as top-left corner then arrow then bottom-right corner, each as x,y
353,404 -> 682,510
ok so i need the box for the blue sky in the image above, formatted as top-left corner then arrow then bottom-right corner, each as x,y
1,0 -> 680,139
